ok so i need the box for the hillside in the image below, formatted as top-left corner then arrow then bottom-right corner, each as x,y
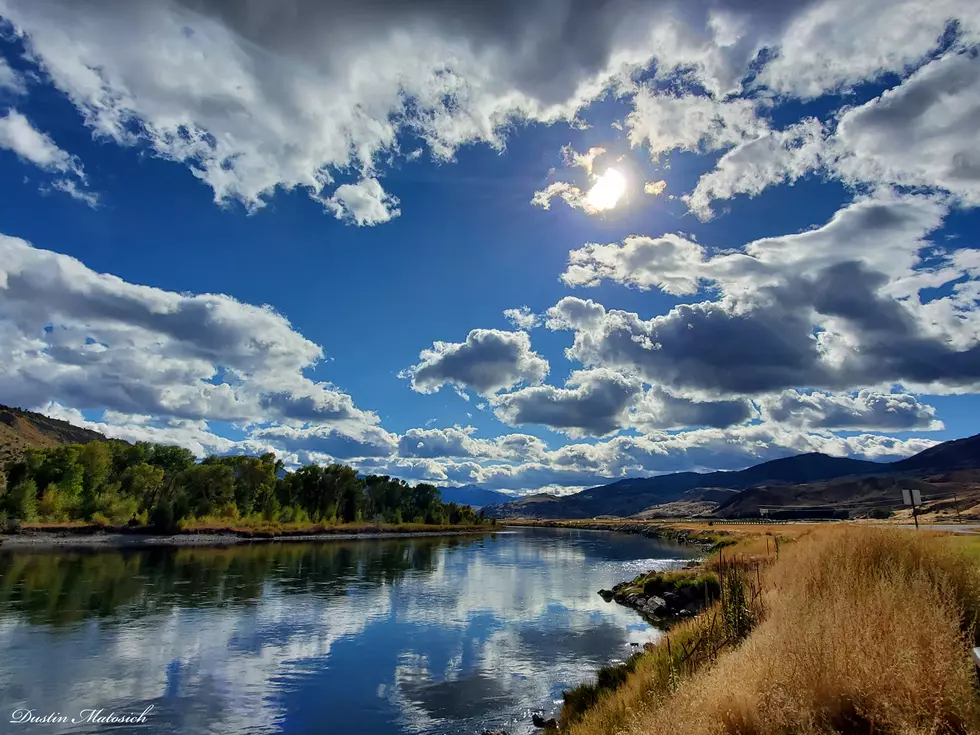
485,433 -> 980,520
437,485 -> 513,508
485,453 -> 884,520
0,404 -> 110,469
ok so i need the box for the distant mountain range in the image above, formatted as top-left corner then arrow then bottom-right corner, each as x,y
4,401 -> 976,520
437,484 -> 513,509
484,432 -> 980,520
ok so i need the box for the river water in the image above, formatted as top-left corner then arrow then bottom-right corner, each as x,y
0,527 -> 696,735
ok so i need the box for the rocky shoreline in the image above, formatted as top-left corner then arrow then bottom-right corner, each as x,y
598,575 -> 709,622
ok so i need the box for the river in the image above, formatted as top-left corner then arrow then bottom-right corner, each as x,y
0,527 -> 696,734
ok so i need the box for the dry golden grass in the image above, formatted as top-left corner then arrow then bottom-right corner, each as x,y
570,527 -> 980,735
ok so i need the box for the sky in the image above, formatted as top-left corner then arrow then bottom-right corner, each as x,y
0,0 -> 978,496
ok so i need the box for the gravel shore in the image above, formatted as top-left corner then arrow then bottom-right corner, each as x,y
0,528 -> 494,549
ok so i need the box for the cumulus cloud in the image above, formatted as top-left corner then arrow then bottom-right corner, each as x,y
251,423 -> 399,459
0,234 -> 379,431
630,389 -> 756,431
759,390 -> 943,431
834,52 -> 980,206
503,306 -> 541,331
402,329 -> 549,397
37,402 -> 250,458
0,109 -> 95,204
491,369 -> 644,437
552,194 -> 980,396
561,234 -> 707,295
323,177 -> 400,226
2,0 -> 974,219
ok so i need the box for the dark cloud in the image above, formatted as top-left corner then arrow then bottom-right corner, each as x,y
491,369 -> 642,437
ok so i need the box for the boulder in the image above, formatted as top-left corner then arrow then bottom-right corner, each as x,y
643,595 -> 667,616
597,589 -> 614,602
531,713 -> 558,729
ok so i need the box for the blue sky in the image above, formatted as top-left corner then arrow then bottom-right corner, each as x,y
0,1 -> 978,494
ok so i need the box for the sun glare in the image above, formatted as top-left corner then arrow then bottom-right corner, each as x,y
586,167 -> 627,211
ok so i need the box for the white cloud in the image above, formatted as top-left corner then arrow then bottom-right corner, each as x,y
402,329 -> 549,397
0,109 -> 96,204
756,0 -> 979,99
758,389 -> 943,431
0,234 -> 380,433
531,181 -> 595,214
323,177 -> 401,226
0,57 -> 24,93
643,180 -> 666,196
684,118 -> 826,220
503,306 -> 541,331
562,145 -> 607,175
552,194 -> 980,396
562,234 -> 707,295
626,91 -> 766,158
834,51 -> 980,206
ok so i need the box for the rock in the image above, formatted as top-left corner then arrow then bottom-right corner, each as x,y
643,642 -> 656,652
643,595 -> 667,615
481,731 -> 507,735
662,591 -> 679,607
598,588 -> 614,602
531,713 -> 558,729
683,600 -> 704,615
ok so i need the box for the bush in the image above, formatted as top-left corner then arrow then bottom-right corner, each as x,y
38,486 -> 70,521
5,479 -> 38,521
869,507 -> 893,519
151,500 -> 175,531
91,512 -> 111,527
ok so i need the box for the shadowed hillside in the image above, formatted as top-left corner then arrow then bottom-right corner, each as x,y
0,405 -> 110,470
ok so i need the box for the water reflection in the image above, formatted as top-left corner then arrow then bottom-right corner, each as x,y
0,528 -> 695,735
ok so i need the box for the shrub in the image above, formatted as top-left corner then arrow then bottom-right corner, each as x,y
151,500 -> 175,531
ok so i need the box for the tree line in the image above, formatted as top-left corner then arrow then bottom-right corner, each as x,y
0,440 -> 486,529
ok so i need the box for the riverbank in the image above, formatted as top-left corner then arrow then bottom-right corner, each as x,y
562,525 -> 980,734
504,519 -> 738,551
0,521 -> 494,549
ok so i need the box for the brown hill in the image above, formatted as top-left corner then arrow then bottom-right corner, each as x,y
713,469 -> 980,520
0,404 -> 110,469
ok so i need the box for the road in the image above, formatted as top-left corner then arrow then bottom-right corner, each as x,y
893,523 -> 980,534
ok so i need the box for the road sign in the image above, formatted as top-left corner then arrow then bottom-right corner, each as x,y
912,488 -> 922,506
902,489 -> 912,506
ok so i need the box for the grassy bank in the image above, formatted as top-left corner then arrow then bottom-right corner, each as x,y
566,526 -> 980,734
4,518 -> 492,539
508,518 -> 738,551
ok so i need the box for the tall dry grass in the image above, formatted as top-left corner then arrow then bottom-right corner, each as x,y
570,527 -> 980,735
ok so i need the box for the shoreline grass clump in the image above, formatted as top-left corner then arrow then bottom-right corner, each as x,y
568,527 -> 980,735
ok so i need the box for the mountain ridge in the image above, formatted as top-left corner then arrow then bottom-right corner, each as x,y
485,433 -> 980,519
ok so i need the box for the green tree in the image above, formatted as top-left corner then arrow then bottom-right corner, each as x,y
5,479 -> 38,521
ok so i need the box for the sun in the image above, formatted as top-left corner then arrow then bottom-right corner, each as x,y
586,167 -> 627,211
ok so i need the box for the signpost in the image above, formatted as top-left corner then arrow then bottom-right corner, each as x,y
902,488 -> 923,529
